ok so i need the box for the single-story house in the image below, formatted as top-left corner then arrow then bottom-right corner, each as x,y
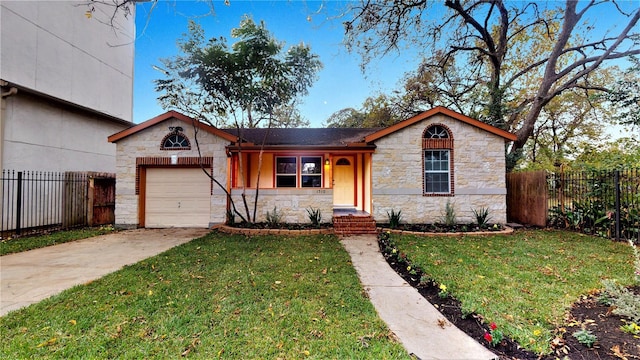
108,106 -> 516,231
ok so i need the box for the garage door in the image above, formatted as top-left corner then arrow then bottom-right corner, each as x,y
145,168 -> 211,228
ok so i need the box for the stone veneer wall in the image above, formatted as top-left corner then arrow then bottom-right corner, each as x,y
371,114 -> 508,224
113,118 -> 229,228
230,189 -> 333,224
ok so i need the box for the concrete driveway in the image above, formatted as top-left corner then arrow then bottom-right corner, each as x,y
0,228 -> 210,316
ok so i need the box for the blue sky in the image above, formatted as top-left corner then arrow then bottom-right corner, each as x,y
133,0 -> 425,126
132,0 -> 636,139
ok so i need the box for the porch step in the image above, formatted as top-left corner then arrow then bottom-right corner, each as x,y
333,215 -> 378,235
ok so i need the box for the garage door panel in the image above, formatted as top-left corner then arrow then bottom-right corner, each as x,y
145,168 -> 211,228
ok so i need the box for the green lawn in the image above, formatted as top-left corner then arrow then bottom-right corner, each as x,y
0,226 -> 115,256
0,232 -> 409,359
388,229 -> 636,354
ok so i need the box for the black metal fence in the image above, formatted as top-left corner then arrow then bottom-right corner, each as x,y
547,168 -> 640,241
1,170 -> 88,238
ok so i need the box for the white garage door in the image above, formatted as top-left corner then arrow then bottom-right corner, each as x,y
145,168 -> 211,228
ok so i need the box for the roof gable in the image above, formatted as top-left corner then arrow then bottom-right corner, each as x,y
107,111 -> 238,143
364,106 -> 517,142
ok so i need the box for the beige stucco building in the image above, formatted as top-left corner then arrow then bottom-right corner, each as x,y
109,107 -> 516,230
0,1 -> 134,172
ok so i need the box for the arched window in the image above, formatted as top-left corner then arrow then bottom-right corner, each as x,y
161,129 -> 191,150
422,124 -> 454,195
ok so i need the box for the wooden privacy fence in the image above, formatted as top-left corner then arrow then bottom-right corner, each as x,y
1,170 -> 115,238
506,171 -> 548,227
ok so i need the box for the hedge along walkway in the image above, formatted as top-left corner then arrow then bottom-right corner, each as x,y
0,228 -> 209,316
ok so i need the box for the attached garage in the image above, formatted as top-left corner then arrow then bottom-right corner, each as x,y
108,111 -> 237,229
144,168 -> 212,228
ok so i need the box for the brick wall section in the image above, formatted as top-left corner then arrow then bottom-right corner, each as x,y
371,114 -> 508,224
113,118 -> 229,228
333,215 -> 377,235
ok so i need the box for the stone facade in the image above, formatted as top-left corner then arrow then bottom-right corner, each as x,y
112,109 -> 511,229
113,118 -> 228,228
371,114 -> 508,224
230,189 -> 333,224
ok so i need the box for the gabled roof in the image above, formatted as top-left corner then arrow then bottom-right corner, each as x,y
109,107 -> 517,147
364,106 -> 517,142
107,111 -> 238,143
223,128 -> 380,147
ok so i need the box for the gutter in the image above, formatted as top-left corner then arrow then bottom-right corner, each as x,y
0,79 -> 132,126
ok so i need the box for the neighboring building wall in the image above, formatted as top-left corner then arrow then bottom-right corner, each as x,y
231,189 -> 333,224
0,1 -> 134,172
113,119 -> 229,228
371,114 -> 508,224
0,1 -> 134,120
2,92 -> 128,172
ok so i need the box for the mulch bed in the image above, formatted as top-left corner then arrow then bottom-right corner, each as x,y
378,233 -> 640,360
229,222 -> 333,230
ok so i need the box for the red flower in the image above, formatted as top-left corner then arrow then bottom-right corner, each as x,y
490,322 -> 498,331
484,332 -> 493,343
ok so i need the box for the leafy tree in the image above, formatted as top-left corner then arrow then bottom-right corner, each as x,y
154,17 -> 322,223
325,94 -> 403,128
343,0 -> 640,169
156,17 -> 322,129
601,57 -> 640,128
570,138 -> 640,171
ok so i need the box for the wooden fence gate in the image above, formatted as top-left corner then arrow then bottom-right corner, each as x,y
506,171 -> 548,227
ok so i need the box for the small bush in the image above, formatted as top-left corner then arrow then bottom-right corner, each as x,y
600,279 -> 640,322
306,207 -> 322,227
441,200 -> 456,226
572,329 -> 597,348
471,207 -> 491,227
387,209 -> 402,229
266,206 -> 284,227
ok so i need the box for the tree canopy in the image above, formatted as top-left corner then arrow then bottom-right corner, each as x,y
155,16 -> 322,128
343,0 -> 640,169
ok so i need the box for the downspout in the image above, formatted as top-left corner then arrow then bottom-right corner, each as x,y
0,80 -> 19,171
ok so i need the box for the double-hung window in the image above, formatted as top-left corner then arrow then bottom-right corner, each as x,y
424,150 -> 450,193
423,125 -> 454,195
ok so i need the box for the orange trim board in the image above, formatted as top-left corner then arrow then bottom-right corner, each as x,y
364,106 -> 517,142
108,111 -> 238,143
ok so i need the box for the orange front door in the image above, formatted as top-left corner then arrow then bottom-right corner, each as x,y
333,156 -> 355,207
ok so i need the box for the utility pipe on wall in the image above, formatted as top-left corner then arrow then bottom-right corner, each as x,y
0,80 -> 19,171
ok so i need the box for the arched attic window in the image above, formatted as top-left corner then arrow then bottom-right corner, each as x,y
161,127 -> 191,150
422,124 -> 454,195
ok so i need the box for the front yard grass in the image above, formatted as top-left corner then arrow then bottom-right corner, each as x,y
0,232 -> 409,359
0,226 -> 115,256
390,229 -> 635,355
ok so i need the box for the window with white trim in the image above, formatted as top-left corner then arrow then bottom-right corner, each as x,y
161,131 -> 191,150
424,150 -> 450,193
423,124 -> 454,195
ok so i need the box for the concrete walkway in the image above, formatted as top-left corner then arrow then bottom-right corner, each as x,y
340,235 -> 497,360
0,228 -> 209,316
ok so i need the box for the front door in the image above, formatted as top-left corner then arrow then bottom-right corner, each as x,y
333,156 -> 355,207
